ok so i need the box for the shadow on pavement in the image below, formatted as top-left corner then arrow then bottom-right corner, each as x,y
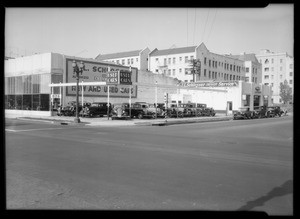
237,179 -> 293,211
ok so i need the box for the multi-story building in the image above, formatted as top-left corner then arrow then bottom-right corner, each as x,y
95,47 -> 151,71
255,49 -> 294,104
148,43 -> 246,83
229,53 -> 262,84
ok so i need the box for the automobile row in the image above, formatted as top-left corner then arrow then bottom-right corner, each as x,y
56,101 -> 216,119
233,106 -> 285,120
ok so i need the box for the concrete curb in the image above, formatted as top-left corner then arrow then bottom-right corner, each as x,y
134,116 -> 232,126
16,117 -> 89,126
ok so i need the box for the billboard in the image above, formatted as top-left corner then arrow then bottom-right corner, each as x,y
178,81 -> 239,88
66,58 -> 137,98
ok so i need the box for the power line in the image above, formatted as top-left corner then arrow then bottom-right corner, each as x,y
206,9 -> 218,43
192,8 -> 197,46
187,8 -> 189,46
201,9 -> 210,43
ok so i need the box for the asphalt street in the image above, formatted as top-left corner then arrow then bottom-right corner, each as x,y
5,116 -> 293,214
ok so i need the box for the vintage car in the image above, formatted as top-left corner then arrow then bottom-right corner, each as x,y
166,103 -> 184,118
267,106 -> 284,117
253,106 -> 277,118
80,102 -> 112,117
111,103 -> 131,120
148,104 -> 165,118
131,102 -> 156,119
233,107 -> 255,120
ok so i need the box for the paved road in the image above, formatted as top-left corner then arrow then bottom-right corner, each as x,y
5,116 -> 293,214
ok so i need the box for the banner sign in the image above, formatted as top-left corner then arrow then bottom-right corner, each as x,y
66,58 -> 137,98
178,81 -> 239,88
106,71 -> 119,85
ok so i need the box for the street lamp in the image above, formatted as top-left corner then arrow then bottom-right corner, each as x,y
72,60 -> 85,123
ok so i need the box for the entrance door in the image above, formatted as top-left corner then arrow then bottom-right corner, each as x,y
226,101 -> 233,115
254,95 -> 260,109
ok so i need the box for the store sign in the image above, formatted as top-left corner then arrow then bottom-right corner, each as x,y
106,71 -> 119,85
51,94 -> 61,98
66,58 -> 137,97
178,81 -> 239,88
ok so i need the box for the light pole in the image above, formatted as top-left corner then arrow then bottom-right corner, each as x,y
72,60 -> 85,123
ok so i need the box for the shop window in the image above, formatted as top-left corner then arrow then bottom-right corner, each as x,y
7,95 -> 15,109
23,95 -> 32,110
15,95 -> 23,110
40,94 -> 50,111
33,94 -> 40,110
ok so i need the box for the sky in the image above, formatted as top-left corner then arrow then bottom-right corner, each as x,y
5,5 -> 294,59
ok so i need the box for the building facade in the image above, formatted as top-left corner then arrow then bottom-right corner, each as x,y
148,43 -> 247,83
5,52 -> 273,118
255,49 -> 294,104
95,47 -> 151,71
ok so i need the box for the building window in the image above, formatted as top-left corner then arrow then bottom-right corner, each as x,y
290,80 -> 293,84
131,58 -> 134,64
204,57 -> 207,65
204,69 -> 207,77
272,58 -> 274,63
179,57 -> 182,62
155,69 -> 158,73
233,75 -> 235,80
265,59 -> 269,64
164,58 -> 167,65
168,69 -> 171,75
245,77 -> 249,82
155,58 -> 159,62
185,56 -> 188,63
264,83 -> 269,86
190,56 -> 194,60
209,60 -> 211,67
116,60 -> 120,64
173,57 -> 176,64
280,66 -> 283,71
264,75 -> 269,79
280,59 -> 283,63
246,67 -> 249,73
290,72 -> 293,76
122,59 -> 125,65
264,67 -> 269,72
173,69 -> 175,76
136,58 -> 139,62
127,59 -> 130,65
185,68 -> 189,75
290,64 -> 293,69
209,71 -> 211,79
179,68 -> 182,74
168,58 -> 171,64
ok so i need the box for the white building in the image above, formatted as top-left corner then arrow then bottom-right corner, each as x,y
255,49 -> 294,104
148,43 -> 246,83
95,47 -> 151,71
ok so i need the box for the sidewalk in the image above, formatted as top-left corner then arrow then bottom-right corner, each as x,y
6,113 -> 234,127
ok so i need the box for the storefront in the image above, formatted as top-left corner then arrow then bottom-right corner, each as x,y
5,53 -> 273,117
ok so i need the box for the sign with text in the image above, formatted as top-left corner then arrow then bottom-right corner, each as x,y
66,58 -> 137,98
178,81 -> 239,88
106,71 -> 119,85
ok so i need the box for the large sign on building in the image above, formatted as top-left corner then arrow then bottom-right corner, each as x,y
66,58 -> 137,97
178,81 -> 239,88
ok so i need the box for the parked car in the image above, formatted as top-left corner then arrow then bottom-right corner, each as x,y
111,103 -> 131,119
233,107 -> 255,120
131,102 -> 156,119
81,102 -> 112,117
267,106 -> 284,117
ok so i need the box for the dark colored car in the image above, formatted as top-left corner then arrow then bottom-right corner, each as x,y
131,102 -> 156,119
233,107 -> 255,120
111,103 -> 131,120
81,102 -> 112,117
267,106 -> 284,117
